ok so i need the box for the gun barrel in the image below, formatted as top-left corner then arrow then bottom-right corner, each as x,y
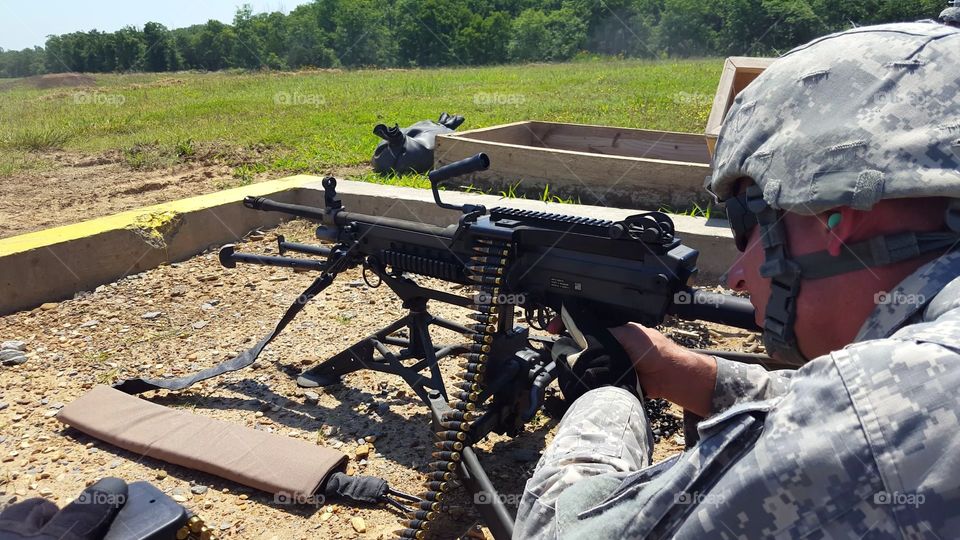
219,244 -> 327,272
277,236 -> 332,257
668,289 -> 760,331
244,196 -> 455,238
338,213 -> 455,237
244,196 -> 330,223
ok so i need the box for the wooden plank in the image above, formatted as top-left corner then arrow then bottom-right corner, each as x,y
705,56 -> 775,156
452,120 -> 531,138
449,121 -> 536,146
534,122 -> 710,163
728,56 -> 775,72
529,121 -> 701,145
435,133 -> 711,210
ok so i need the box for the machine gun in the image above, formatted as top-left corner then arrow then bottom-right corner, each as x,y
219,153 -> 768,539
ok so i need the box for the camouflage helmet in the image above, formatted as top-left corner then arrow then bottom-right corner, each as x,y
941,7 -> 960,24
707,22 -> 960,366
709,22 -> 960,215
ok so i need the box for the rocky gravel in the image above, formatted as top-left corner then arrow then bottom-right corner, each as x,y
0,219 -> 760,539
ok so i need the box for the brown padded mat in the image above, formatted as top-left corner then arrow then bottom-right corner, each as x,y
57,385 -> 346,497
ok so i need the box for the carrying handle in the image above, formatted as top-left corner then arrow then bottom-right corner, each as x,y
428,153 -> 490,214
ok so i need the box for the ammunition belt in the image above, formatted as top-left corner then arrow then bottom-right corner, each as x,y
397,237 -> 510,540
176,514 -> 217,540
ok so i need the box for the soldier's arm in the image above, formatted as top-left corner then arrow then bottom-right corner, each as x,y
709,357 -> 793,415
611,324 -> 794,417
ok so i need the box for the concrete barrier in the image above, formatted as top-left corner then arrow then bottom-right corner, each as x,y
0,176 -> 735,315
0,176 -> 315,315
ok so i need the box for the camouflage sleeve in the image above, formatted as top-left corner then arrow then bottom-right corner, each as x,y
514,387 -> 653,539
710,357 -> 793,415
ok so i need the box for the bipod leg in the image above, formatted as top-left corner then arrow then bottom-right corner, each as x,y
297,302 -> 460,402
406,309 -> 447,402
297,313 -> 414,388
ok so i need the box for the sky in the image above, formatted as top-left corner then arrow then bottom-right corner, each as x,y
0,0 -> 312,51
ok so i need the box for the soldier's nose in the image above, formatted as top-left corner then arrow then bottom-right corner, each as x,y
724,267 -> 747,292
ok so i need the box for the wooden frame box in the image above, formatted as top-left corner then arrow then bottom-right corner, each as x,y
435,121 -> 713,211
705,56 -> 776,156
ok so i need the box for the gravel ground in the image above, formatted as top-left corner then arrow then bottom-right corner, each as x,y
0,149 -> 369,239
0,219 -> 760,539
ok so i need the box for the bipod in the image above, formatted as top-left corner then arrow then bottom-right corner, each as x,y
296,267 -> 473,404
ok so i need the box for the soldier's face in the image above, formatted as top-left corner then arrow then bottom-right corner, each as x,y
723,181 -> 770,327
722,181 -> 875,359
724,212 -> 847,359
724,198 -> 876,359
725,224 -> 768,326
725,205 -> 943,360
724,179 -> 950,360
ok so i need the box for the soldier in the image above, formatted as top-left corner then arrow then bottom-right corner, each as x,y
941,4 -> 960,27
515,21 -> 960,539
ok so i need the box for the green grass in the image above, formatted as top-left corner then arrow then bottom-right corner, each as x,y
0,59 -> 723,189
0,150 -> 56,176
353,169 -> 432,189
122,142 -> 178,170
460,180 -> 581,204
660,201 -> 714,219
3,126 -> 72,151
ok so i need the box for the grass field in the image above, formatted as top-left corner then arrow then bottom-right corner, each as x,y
0,59 -> 723,187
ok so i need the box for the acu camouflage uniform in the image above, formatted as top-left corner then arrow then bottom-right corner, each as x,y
516,22 -> 960,539
941,6 -> 960,26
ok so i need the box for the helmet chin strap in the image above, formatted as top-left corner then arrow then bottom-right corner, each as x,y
745,186 -> 808,366
744,186 -> 960,367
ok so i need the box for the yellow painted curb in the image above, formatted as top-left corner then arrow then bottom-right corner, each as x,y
0,175 -> 318,257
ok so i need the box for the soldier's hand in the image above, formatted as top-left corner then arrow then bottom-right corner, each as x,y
547,305 -> 642,403
609,323 -> 717,417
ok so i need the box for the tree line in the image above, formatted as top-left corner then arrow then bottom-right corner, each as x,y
0,0 -> 947,78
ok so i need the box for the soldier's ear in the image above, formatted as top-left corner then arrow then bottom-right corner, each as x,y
826,207 -> 861,256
